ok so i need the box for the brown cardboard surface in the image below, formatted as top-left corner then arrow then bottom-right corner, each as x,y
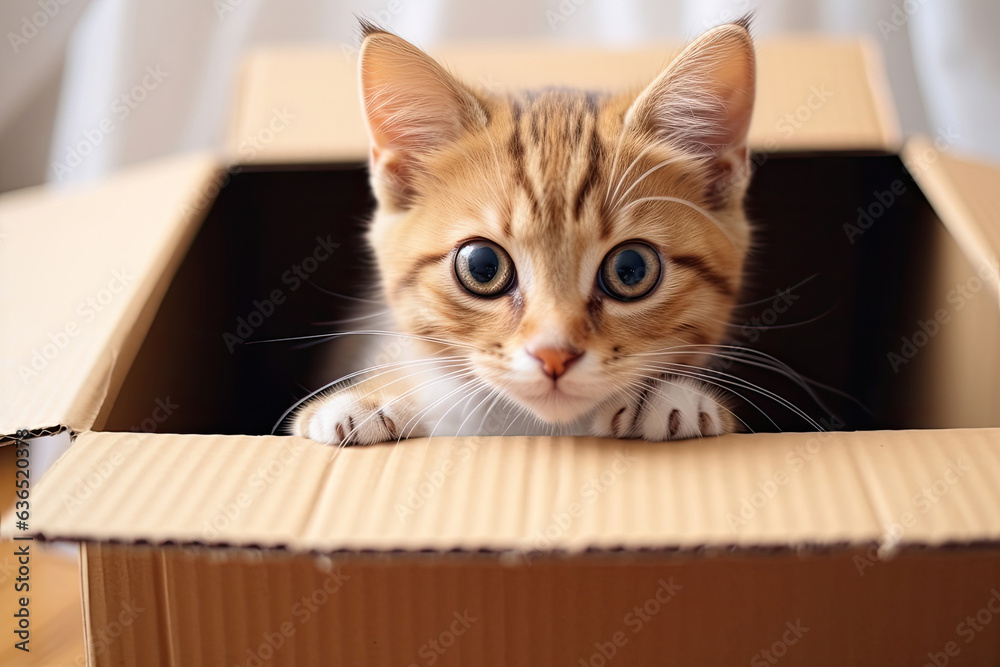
229,37 -> 900,164
31,429 -> 1000,551
900,209 -> 1000,429
81,543 -> 1000,667
8,35 -> 1000,665
0,154 -> 220,442
904,136 -> 1000,297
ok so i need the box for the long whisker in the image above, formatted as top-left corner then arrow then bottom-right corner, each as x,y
312,310 -> 391,326
619,370 -> 761,433
348,360 -> 473,407
638,342 -> 866,418
247,329 -> 483,352
644,362 -> 824,431
272,356 -> 465,434
610,155 -> 687,211
605,137 -> 653,207
708,304 -> 837,331
620,195 -> 741,250
729,273 -> 820,310
334,368 -> 475,450
397,374 -> 486,439
455,385 -> 502,437
706,348 -> 868,419
306,282 -> 383,303
426,379 -> 493,439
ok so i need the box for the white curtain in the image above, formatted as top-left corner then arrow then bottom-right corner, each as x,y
1,0 -> 998,194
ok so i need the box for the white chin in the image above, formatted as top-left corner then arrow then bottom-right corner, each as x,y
513,390 -> 596,424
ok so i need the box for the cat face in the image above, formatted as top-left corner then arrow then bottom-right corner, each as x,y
358,21 -> 756,424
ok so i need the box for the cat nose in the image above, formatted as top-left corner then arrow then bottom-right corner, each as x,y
529,347 -> 584,379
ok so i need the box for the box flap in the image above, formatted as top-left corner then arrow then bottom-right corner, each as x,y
28,429 -> 1000,553
903,136 -> 1000,297
0,154 -> 220,442
228,37 -> 899,164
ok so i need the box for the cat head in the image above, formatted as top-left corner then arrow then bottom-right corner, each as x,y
357,20 -> 755,424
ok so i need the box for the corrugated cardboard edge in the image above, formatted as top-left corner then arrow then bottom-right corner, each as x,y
0,425 -> 66,446
0,154 -> 223,443
75,160 -> 225,436
79,542 -> 95,664
27,429 -> 1000,552
903,136 -> 1000,299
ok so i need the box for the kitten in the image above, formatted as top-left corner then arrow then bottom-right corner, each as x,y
293,18 -> 756,445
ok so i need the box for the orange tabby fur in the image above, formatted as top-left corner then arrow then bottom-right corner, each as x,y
293,19 -> 756,445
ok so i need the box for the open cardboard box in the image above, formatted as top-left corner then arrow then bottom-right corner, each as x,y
2,37 -> 1000,665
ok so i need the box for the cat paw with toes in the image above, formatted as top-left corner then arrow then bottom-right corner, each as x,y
593,376 -> 732,441
295,393 -> 414,446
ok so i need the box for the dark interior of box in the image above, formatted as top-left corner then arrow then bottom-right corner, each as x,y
101,153 -> 941,436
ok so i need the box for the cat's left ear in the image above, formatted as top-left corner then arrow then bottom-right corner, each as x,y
625,20 -> 756,208
358,23 -> 487,209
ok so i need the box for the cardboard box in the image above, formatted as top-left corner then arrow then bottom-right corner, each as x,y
3,37 -> 1000,665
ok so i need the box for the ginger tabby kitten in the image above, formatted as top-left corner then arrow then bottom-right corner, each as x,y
293,18 -> 756,445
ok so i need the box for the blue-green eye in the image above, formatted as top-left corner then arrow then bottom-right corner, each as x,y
455,239 -> 515,297
598,241 -> 661,300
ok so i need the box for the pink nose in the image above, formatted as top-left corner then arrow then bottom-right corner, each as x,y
530,347 -> 584,379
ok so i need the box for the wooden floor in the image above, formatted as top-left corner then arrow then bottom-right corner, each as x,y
0,443 -> 86,665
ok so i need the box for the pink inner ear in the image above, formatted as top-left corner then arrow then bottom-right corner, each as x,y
632,25 -> 755,159
358,31 -> 484,207
359,33 -> 472,161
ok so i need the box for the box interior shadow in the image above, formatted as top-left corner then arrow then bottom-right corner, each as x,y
101,153 -> 941,436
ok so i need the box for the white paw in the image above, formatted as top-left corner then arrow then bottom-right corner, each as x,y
592,375 -> 731,441
296,392 -> 416,446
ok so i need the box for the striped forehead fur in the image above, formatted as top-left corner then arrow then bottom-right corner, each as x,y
356,18 -> 756,422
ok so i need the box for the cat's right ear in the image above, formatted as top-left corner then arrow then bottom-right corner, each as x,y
358,24 -> 486,210
624,20 -> 756,209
